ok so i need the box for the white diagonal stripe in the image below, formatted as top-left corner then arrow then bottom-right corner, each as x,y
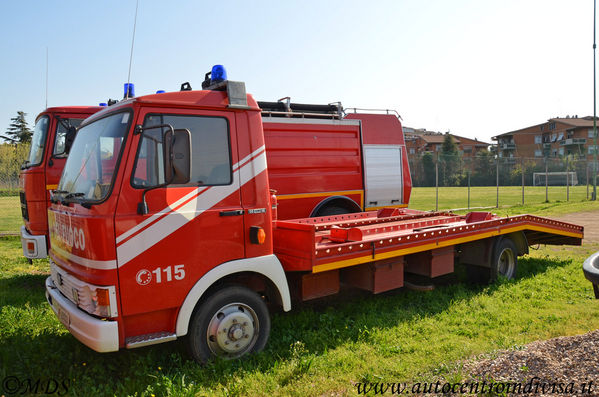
116,151 -> 267,267
116,145 -> 265,245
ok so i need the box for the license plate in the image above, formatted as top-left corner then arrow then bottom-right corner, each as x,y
58,307 -> 70,327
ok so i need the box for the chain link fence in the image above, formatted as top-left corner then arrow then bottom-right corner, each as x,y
408,153 -> 599,211
0,143 -> 29,197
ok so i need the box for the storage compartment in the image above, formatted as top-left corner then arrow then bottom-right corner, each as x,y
300,270 -> 339,301
342,257 -> 404,293
405,246 -> 454,277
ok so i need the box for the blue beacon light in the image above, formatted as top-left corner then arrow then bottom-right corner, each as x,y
99,103 -> 108,107
211,65 -> 227,83
123,83 -> 135,98
156,90 -> 166,94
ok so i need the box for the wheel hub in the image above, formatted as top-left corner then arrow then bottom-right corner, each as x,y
207,303 -> 258,356
498,248 -> 515,279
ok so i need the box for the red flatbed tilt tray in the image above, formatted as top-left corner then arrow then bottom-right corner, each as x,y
273,209 -> 583,273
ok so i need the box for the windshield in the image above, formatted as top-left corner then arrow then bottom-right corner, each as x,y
58,111 -> 131,202
53,118 -> 84,156
27,116 -> 50,166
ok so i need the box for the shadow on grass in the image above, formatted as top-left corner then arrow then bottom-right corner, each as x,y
0,255 -> 573,395
0,274 -> 48,306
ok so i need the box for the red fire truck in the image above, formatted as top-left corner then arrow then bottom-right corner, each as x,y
19,106 -> 101,259
44,66 -> 583,362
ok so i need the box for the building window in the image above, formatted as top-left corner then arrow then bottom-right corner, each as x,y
557,132 -> 564,141
551,133 -> 557,142
409,148 -> 415,154
463,145 -> 472,153
549,122 -> 556,130
534,135 -> 542,144
589,146 -> 598,154
589,129 -> 597,138
559,147 -> 564,156
534,150 -> 542,157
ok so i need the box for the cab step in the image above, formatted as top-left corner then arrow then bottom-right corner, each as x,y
126,332 -> 177,349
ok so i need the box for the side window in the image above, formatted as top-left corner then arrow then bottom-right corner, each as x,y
54,118 -> 84,157
133,114 -> 231,188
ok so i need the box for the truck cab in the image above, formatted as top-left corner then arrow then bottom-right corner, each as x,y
20,106 -> 101,259
46,80 -> 285,356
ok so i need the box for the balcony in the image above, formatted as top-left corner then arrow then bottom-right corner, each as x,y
500,142 -> 516,150
559,138 -> 586,146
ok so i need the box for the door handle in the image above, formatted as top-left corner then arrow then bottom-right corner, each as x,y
219,209 -> 244,217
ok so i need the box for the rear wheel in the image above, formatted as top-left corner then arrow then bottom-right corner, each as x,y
187,286 -> 270,363
494,238 -> 517,280
466,237 -> 518,284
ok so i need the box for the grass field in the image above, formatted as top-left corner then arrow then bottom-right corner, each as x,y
1,194 -> 599,395
0,196 -> 20,234
409,185 -> 593,212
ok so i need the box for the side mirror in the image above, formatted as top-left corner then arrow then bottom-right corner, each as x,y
165,128 -> 191,184
64,126 -> 77,154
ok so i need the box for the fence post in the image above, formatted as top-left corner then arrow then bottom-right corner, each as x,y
435,158 -> 439,212
545,157 -> 549,203
587,161 -> 590,200
566,157 -> 569,202
521,157 -> 525,206
467,170 -> 471,209
496,156 -> 499,208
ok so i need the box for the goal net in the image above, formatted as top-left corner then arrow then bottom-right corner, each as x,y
533,172 -> 578,186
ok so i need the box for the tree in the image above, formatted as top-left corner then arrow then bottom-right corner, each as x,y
439,134 -> 462,186
421,152 -> 436,186
3,111 -> 32,143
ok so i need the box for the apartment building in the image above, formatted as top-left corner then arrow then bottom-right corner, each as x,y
493,116 -> 599,160
404,128 -> 490,158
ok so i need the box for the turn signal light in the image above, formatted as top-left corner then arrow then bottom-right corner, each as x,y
95,288 -> 111,306
250,226 -> 266,245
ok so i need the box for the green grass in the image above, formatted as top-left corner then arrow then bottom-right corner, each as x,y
410,185 -> 599,214
0,196 -> 21,234
1,230 -> 598,396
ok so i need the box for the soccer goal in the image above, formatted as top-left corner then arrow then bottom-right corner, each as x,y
533,172 -> 578,186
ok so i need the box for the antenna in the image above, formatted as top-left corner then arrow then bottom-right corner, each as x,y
126,0 -> 139,99
45,47 -> 48,109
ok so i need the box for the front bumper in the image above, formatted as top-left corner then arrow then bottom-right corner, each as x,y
20,226 -> 47,259
45,277 -> 119,352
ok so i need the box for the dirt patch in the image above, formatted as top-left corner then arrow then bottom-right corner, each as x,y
555,210 -> 599,244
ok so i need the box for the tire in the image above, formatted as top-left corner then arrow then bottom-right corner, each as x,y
492,238 -> 518,281
466,238 -> 518,284
187,286 -> 270,363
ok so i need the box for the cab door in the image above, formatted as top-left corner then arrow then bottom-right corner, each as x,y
114,109 -> 244,336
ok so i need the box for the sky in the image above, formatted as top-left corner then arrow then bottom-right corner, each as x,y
0,0 -> 595,144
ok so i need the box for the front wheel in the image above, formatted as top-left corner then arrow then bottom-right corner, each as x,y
187,286 -> 270,363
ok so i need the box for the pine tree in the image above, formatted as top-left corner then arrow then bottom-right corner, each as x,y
2,111 -> 32,143
439,133 -> 462,186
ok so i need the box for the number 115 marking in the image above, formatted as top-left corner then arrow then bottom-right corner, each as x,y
151,265 -> 185,283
